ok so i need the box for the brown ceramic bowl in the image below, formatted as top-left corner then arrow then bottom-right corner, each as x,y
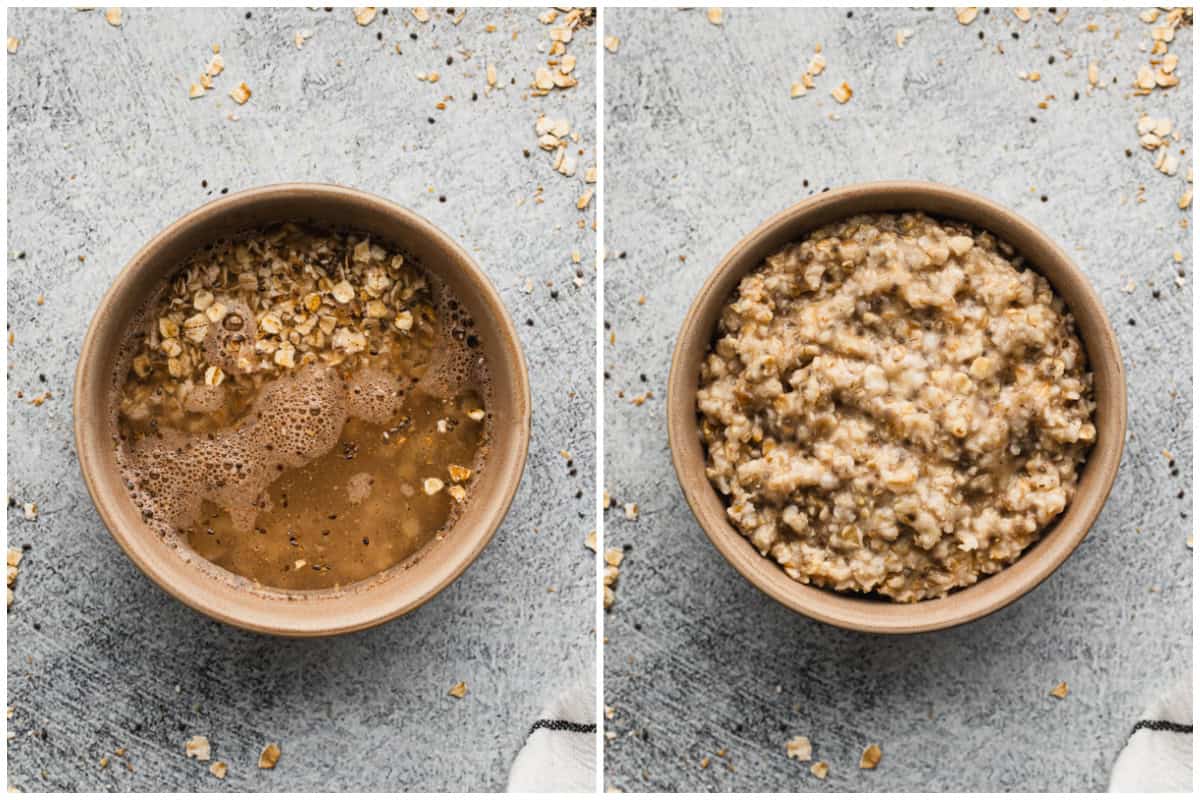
667,181 -> 1126,634
74,183 -> 531,637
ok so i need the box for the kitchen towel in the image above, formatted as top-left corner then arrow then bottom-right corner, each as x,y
1109,676 -> 1192,792
507,686 -> 596,793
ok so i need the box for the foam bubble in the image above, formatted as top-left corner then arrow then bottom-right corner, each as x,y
122,364 -> 349,534
346,368 -> 405,425
417,275 -> 492,407
183,384 -> 226,414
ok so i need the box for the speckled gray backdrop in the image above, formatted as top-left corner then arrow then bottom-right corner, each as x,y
603,6 -> 1191,793
7,6 -> 595,792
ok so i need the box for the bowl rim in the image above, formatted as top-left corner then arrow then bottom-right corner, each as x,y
73,182 -> 532,637
666,180 -> 1127,634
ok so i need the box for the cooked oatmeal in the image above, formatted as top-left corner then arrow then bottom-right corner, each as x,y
112,224 -> 490,591
697,212 -> 1096,602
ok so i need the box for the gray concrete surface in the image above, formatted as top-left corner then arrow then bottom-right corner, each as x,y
603,7 -> 1192,792
7,7 -> 595,792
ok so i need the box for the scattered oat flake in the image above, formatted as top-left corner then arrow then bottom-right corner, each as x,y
706,8 -> 723,26
860,743 -> 882,769
785,735 -> 812,762
623,502 -> 639,521
604,547 -> 624,567
811,761 -> 829,779
353,7 -> 376,26
577,189 -> 594,211
188,83 -> 205,99
1088,62 -> 1099,86
448,681 -> 468,699
831,82 -> 853,104
955,7 -> 978,25
294,29 -> 312,49
1050,681 -> 1069,699
184,735 -> 211,762
6,37 -> 18,54
258,743 -> 281,770
585,531 -> 597,552
1013,7 -> 1031,22
895,29 -> 913,47
229,82 -> 251,105
22,503 -> 37,521
7,549 -> 22,568
790,82 -> 806,98
1180,189 -> 1193,210
105,7 -> 122,27
411,7 -> 430,23
604,35 -> 620,53
486,63 -> 497,87
209,761 -> 227,780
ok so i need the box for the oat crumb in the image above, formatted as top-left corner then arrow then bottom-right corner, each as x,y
448,681 -> 468,699
1050,681 -> 1069,699
860,743 -> 882,769
258,743 -> 281,769
229,82 -> 251,105
785,735 -> 812,762
184,735 -> 211,762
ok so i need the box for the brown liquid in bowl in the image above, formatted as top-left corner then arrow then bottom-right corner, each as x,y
111,224 -> 491,591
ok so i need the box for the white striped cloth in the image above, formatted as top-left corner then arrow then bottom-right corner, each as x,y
507,687 -> 596,793
1109,677 -> 1192,792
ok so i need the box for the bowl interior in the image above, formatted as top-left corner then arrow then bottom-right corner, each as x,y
668,182 -> 1126,633
74,184 -> 531,636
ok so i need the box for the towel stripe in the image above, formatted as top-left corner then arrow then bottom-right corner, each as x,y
1130,719 -> 1193,736
528,718 -> 597,736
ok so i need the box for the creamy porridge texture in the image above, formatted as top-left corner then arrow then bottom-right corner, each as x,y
697,212 -> 1096,602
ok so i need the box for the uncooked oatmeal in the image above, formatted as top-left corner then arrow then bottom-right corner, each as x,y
697,212 -> 1096,602
112,224 -> 491,591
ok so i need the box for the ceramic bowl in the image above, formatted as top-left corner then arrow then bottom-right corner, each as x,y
74,183 -> 531,636
667,181 -> 1126,633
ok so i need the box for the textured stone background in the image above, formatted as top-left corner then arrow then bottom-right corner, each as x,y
7,7 -> 595,792
603,7 -> 1191,793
